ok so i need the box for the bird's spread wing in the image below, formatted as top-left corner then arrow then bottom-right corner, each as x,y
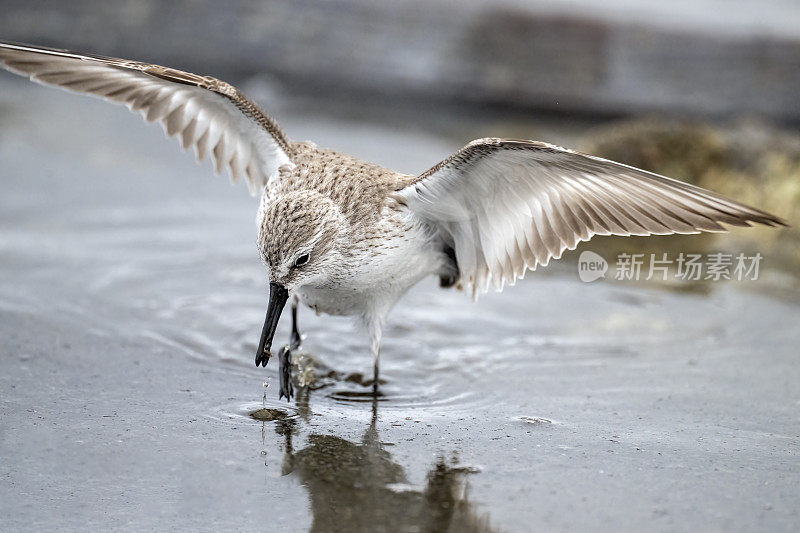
0,41 -> 294,194
397,138 -> 786,295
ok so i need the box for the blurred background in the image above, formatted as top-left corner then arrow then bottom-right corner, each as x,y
1,2 -> 799,532
4,0 -> 800,119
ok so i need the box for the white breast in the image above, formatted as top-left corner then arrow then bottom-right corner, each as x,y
297,210 -> 442,318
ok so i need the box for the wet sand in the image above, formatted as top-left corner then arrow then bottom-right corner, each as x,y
1,81 -> 799,532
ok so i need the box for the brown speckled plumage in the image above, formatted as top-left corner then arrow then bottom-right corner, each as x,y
283,142 -> 407,221
257,141 -> 415,275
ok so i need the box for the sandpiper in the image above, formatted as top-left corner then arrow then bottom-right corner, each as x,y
0,42 -> 786,399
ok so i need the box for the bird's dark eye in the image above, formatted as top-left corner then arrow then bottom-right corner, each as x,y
294,253 -> 310,267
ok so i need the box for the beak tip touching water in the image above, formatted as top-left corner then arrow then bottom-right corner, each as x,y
255,350 -> 270,367
255,282 -> 289,368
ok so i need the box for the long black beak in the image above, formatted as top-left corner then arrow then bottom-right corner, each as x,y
255,282 -> 288,367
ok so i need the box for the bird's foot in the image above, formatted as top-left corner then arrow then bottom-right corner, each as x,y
278,345 -> 294,401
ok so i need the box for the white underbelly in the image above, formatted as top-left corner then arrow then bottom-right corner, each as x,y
296,285 -> 374,316
297,225 -> 441,317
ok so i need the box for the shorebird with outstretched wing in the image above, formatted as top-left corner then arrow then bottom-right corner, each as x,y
0,41 -> 786,400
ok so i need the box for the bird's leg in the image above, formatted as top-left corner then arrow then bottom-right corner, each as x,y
372,350 -> 381,395
279,297 -> 301,401
367,316 -> 383,395
289,296 -> 301,350
278,345 -> 294,401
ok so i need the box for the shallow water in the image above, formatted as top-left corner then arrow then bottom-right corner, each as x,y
1,81 -> 799,532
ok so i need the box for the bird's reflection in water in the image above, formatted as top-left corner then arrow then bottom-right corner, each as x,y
269,392 -> 495,533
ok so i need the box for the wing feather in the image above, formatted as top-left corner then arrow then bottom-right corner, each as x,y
0,41 -> 294,194
398,138 -> 787,296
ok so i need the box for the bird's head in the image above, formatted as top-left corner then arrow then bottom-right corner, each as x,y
254,189 -> 343,366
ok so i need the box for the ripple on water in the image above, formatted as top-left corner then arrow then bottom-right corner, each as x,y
324,381 -> 482,412
145,276 -> 759,423
247,348 -> 488,412
207,400 -> 299,425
